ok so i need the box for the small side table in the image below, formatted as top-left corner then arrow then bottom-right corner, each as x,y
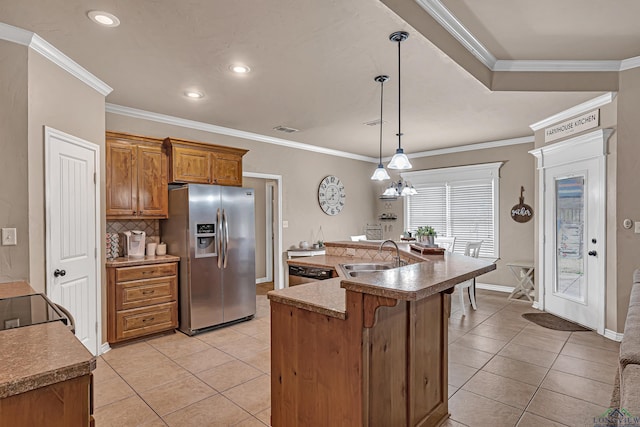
507,262 -> 535,302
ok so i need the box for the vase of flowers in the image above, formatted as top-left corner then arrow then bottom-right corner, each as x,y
416,226 -> 437,246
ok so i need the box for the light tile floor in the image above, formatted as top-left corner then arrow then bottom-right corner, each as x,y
94,290 -> 620,426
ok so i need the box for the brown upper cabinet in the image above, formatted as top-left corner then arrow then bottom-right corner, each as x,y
163,137 -> 247,186
106,131 -> 168,219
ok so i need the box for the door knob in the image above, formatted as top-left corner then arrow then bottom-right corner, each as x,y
588,251 -> 597,257
54,269 -> 66,277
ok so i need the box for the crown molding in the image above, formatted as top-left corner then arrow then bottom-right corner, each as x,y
530,92 -> 616,131
412,3 -> 640,73
414,0 -> 496,69
0,22 -> 112,96
108,104 -> 536,164
105,103 -> 377,162
494,60 -> 621,72
383,135 -> 533,162
620,55 -> 640,71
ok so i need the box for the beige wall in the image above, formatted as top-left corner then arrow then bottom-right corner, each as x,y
105,114 -> 378,258
243,176 -> 267,279
532,99 -> 621,331
382,143 -> 536,287
27,51 -> 106,293
616,70 -> 640,329
0,41 -> 29,282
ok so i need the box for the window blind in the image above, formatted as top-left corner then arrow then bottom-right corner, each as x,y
403,163 -> 501,258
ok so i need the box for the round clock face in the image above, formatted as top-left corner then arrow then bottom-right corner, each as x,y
318,175 -> 346,216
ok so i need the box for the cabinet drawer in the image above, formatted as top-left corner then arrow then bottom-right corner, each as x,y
116,276 -> 177,310
115,263 -> 177,282
116,302 -> 177,341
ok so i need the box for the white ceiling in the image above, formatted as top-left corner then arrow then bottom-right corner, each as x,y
1,0 -> 618,158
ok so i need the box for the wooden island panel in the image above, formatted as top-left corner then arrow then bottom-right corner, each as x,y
271,289 -> 450,427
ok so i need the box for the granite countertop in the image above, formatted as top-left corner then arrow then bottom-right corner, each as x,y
106,254 -> 180,267
0,281 -> 36,299
0,281 -> 95,399
268,241 -> 496,318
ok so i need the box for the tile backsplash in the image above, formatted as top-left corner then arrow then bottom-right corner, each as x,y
106,219 -> 160,257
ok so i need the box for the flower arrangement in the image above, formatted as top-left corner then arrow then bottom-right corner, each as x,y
415,226 -> 437,237
415,226 -> 437,245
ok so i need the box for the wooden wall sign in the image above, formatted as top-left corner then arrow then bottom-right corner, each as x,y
511,186 -> 533,223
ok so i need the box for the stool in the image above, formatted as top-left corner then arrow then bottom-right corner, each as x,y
507,262 -> 535,302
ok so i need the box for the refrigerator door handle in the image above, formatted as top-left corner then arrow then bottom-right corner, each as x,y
223,209 -> 229,268
217,208 -> 223,268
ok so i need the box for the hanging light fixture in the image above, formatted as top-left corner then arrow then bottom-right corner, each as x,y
382,178 -> 417,197
371,75 -> 391,181
387,31 -> 412,170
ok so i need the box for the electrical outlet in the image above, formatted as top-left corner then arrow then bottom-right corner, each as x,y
282,220 -> 289,229
635,221 -> 640,234
4,318 -> 19,329
1,228 -> 16,246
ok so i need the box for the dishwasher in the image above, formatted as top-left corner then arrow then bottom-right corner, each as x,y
288,265 -> 335,286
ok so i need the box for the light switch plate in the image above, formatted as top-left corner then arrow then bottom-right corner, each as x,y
1,228 -> 16,246
635,222 -> 640,234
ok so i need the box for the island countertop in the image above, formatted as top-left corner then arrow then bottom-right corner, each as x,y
0,281 -> 95,399
268,241 -> 496,318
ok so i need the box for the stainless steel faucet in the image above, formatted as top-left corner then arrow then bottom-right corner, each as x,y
379,239 -> 401,267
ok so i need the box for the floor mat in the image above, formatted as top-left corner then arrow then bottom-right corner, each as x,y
522,312 -> 591,331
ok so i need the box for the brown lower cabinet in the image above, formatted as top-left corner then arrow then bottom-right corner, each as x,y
270,290 -> 449,426
107,262 -> 178,344
0,374 -> 93,427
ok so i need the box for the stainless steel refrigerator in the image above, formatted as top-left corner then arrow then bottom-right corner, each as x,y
161,184 -> 256,335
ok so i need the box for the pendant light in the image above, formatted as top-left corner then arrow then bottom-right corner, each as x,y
371,75 -> 391,181
387,31 -> 412,170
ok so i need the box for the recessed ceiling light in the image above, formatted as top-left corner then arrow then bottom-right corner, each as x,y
87,11 -> 120,27
230,64 -> 251,74
184,90 -> 204,99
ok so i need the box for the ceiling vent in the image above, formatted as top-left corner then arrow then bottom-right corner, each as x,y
364,119 -> 386,126
273,125 -> 299,134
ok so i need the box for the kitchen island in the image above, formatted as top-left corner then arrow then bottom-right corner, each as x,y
0,281 -> 96,427
268,241 -> 496,427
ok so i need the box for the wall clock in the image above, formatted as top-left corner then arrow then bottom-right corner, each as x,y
318,175 -> 346,216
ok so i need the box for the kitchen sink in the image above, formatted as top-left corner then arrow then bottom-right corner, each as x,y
347,270 -> 387,277
341,263 -> 394,271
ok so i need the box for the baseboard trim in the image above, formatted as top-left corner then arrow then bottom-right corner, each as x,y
99,342 -> 112,355
256,277 -> 269,284
604,329 -> 624,342
476,283 -> 514,294
532,301 -> 541,310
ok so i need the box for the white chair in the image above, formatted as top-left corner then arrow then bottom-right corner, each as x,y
434,236 -> 456,253
350,235 -> 367,241
455,241 -> 483,315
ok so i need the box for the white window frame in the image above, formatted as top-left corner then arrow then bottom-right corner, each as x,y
401,162 -> 503,259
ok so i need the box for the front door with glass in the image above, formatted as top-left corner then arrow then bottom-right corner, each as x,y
543,158 -> 602,330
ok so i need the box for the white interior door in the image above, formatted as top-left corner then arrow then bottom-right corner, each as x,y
531,129 -> 609,334
45,127 -> 100,355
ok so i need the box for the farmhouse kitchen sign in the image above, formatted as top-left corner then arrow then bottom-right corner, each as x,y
511,186 -> 533,223
544,109 -> 599,143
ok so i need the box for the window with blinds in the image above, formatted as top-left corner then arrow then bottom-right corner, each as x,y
402,163 -> 502,258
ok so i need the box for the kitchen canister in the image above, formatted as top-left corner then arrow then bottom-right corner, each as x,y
146,242 -> 157,257
156,242 -> 167,256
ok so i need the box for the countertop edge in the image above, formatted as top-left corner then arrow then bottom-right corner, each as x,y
0,358 -> 95,399
106,254 -> 180,267
268,292 -> 347,320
